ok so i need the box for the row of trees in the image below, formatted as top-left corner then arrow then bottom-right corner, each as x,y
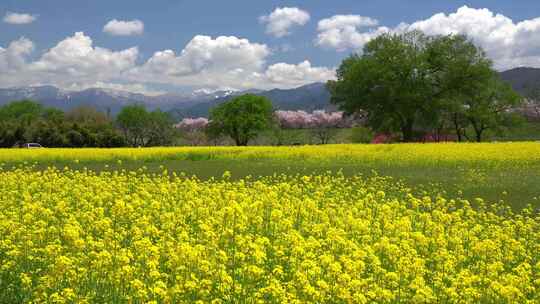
116,105 -> 176,147
0,101 -> 176,147
328,30 -> 523,142
0,101 -> 125,148
176,98 -> 355,146
0,96 -> 353,148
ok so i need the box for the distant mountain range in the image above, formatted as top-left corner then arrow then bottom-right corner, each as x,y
1,67 -> 538,118
172,82 -> 332,119
0,85 -> 239,116
499,67 -> 540,96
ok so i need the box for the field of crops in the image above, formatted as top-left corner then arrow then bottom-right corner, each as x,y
2,142 -> 540,209
1,142 -> 539,165
1,143 -> 539,303
1,168 -> 538,303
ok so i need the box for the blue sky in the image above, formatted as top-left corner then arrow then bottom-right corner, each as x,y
1,1 -> 540,94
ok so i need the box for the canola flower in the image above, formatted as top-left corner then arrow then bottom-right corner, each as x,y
0,142 -> 539,167
0,167 -> 539,303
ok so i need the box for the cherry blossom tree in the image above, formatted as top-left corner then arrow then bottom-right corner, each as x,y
175,117 -> 209,145
275,110 -> 354,144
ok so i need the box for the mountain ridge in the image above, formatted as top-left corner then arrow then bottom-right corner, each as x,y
1,67 -> 538,118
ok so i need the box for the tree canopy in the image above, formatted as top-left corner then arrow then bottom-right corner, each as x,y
0,100 -> 125,148
116,104 -> 175,147
207,94 -> 274,146
327,30 -> 522,142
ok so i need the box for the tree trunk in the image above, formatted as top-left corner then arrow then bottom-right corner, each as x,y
401,120 -> 415,142
471,122 -> 484,142
475,130 -> 483,142
453,113 -> 463,142
234,137 -> 248,146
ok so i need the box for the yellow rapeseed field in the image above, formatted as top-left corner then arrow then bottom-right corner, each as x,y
0,142 -> 539,166
1,167 -> 538,303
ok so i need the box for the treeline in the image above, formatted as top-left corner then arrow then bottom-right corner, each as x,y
176,108 -> 357,146
0,101 -> 176,148
328,30 -> 526,142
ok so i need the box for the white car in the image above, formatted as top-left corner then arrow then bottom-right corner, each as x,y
21,143 -> 43,148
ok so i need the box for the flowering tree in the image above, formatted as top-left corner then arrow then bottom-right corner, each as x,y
523,101 -> 540,121
275,110 -> 352,129
275,110 -> 354,144
175,117 -> 209,146
523,86 -> 540,121
175,118 -> 209,132
176,110 -> 356,146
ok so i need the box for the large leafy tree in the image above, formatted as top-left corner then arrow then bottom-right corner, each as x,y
0,100 -> 48,147
146,110 -> 176,146
116,105 -> 176,147
116,104 -> 151,146
0,100 -> 127,147
0,100 -> 44,122
459,77 -> 522,142
207,94 -> 274,146
327,31 -> 514,142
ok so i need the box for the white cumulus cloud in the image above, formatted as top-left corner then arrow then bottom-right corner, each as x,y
0,37 -> 34,72
316,15 -> 389,51
0,32 -> 139,89
130,35 -> 335,90
30,32 -> 138,79
316,6 -> 540,69
3,12 -> 37,24
316,15 -> 388,51
264,61 -> 336,87
259,7 -> 310,38
406,6 -> 540,69
103,19 -> 144,36
130,35 -> 271,88
0,33 -> 335,92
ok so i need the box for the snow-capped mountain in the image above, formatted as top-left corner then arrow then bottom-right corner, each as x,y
0,86 -> 246,115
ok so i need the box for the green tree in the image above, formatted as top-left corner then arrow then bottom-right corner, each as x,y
0,100 -> 44,122
327,31 -> 499,142
350,126 -> 374,143
460,77 -> 523,142
66,105 -> 111,126
116,105 -> 177,147
0,100 -> 47,146
207,94 -> 274,146
0,120 -> 23,147
116,104 -> 150,146
146,110 -> 176,146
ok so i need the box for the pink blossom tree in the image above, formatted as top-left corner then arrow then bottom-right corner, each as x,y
175,117 -> 209,145
275,110 -> 354,144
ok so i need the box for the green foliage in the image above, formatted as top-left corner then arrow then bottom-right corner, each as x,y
116,104 -> 176,147
328,31 -> 521,142
350,126 -> 374,143
207,94 -> 274,146
0,100 -> 126,148
0,100 -> 44,122
66,105 -> 111,125
146,110 -> 176,146
116,104 -> 149,146
459,78 -> 524,142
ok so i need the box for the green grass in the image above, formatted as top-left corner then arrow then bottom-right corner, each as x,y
491,120 -> 540,141
1,142 -> 539,210
7,158 -> 539,211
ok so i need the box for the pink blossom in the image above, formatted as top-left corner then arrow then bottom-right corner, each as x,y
275,110 -> 353,129
175,117 -> 209,132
